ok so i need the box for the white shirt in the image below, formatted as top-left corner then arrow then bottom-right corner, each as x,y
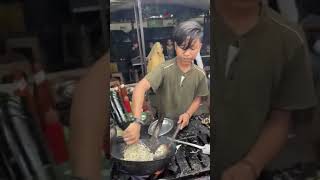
195,52 -> 204,69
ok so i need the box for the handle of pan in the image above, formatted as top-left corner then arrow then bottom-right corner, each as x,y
166,123 -> 183,148
167,137 -> 204,149
171,123 -> 183,140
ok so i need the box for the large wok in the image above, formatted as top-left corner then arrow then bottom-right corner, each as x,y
110,135 -> 176,176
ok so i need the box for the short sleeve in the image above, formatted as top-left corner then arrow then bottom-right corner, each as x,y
195,76 -> 210,97
272,44 -> 317,110
144,65 -> 164,92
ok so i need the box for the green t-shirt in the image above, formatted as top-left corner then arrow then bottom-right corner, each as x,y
144,58 -> 209,119
213,3 -> 317,178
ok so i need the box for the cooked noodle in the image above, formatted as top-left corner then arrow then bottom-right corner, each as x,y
123,143 -> 154,161
154,144 -> 167,158
123,143 -> 168,161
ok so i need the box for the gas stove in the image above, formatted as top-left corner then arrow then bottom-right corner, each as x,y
111,114 -> 211,180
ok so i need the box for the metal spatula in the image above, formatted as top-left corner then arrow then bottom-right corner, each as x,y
143,96 -> 165,153
167,137 -> 210,155
144,113 -> 164,153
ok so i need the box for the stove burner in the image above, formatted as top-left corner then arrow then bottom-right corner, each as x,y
162,114 -> 211,179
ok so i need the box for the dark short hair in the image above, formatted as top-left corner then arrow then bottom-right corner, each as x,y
173,21 -> 203,50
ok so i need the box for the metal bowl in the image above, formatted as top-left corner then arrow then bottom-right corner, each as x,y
148,118 -> 174,136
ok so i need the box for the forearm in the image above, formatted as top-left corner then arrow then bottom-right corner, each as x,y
244,110 -> 291,175
70,57 -> 107,180
186,96 -> 202,116
132,79 -> 149,119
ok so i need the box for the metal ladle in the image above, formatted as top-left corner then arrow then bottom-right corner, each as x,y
167,137 -> 210,155
144,113 -> 164,153
143,96 -> 165,153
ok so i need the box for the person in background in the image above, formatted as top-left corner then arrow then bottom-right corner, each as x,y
206,44 -> 210,55
146,41 -> 154,55
128,41 -> 142,82
214,0 -> 317,179
129,41 -> 140,60
272,0 -> 299,23
195,52 -> 204,69
165,38 -> 175,60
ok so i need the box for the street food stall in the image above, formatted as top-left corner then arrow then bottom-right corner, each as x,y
110,0 -> 211,178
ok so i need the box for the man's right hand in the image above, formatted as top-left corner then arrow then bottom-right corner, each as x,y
123,122 -> 141,145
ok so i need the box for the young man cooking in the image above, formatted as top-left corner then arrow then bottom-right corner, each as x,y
213,0 -> 317,179
123,21 -> 210,145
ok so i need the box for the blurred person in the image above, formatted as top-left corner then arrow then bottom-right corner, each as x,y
129,41 -> 140,60
214,0 -> 317,179
206,44 -> 210,55
195,52 -> 204,69
165,38 -> 175,59
69,54 -> 108,180
146,41 -> 154,54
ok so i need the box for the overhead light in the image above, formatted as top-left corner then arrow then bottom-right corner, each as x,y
171,14 -> 173,17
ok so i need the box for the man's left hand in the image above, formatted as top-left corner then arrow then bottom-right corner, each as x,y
177,113 -> 191,129
222,160 -> 258,180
